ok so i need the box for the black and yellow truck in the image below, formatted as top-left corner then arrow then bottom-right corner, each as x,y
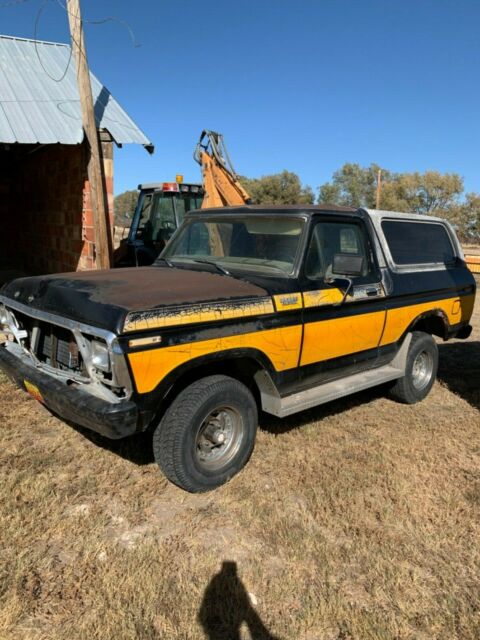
0,205 -> 476,492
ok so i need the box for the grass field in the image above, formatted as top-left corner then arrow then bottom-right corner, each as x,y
0,289 -> 479,640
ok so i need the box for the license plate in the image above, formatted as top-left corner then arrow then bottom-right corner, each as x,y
24,380 -> 44,403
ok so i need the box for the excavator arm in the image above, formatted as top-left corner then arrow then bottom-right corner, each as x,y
194,130 -> 251,208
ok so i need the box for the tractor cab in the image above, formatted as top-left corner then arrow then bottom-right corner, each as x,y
114,179 -> 204,267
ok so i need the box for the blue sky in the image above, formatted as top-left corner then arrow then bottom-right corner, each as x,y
2,0 -> 480,196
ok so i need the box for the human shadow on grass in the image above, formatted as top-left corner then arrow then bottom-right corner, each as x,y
437,340 -> 480,411
198,561 -> 280,640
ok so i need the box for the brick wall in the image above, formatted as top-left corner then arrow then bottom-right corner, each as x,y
0,140 -> 113,275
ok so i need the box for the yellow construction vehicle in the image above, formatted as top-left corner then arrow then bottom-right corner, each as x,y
115,130 -> 251,267
194,130 -> 251,208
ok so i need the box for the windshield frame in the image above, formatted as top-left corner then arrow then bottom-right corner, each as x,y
159,212 -> 310,278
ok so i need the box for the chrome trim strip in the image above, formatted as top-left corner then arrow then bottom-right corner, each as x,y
0,294 -> 132,400
4,341 -> 124,403
0,294 -> 117,345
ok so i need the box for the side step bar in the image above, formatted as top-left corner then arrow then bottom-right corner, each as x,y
255,335 -> 411,418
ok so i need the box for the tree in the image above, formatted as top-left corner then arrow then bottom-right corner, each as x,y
448,192 -> 480,242
380,171 -> 463,215
114,189 -> 138,226
240,170 -> 314,205
318,163 -> 464,214
318,163 -> 390,208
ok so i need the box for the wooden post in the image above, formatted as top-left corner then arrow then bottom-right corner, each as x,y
67,0 -> 111,269
376,169 -> 382,210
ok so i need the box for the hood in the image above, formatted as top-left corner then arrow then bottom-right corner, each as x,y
1,267 -> 270,335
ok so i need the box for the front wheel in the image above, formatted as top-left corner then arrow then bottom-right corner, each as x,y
153,375 -> 258,492
388,331 -> 438,404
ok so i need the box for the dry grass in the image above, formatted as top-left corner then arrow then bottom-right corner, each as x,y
0,288 -> 479,640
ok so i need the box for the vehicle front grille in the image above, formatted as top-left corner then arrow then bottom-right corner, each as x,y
10,309 -> 86,376
38,326 -> 81,370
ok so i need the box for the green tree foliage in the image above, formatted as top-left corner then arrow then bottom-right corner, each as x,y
447,192 -> 480,242
318,163 -> 478,239
318,163 -> 390,208
380,171 -> 463,215
240,170 -> 314,205
114,190 -> 138,226
318,163 -> 463,214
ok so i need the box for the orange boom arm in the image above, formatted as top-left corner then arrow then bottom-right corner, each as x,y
194,130 -> 251,208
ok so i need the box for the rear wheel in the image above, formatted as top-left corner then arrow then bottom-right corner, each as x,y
153,375 -> 258,492
388,331 -> 438,404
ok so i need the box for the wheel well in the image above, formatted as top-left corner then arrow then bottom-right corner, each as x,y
158,357 -> 265,419
409,312 -> 448,340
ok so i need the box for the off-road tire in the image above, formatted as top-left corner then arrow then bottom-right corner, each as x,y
388,331 -> 438,404
153,375 -> 258,492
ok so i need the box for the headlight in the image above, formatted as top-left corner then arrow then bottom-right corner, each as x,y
91,340 -> 110,372
0,305 -> 8,326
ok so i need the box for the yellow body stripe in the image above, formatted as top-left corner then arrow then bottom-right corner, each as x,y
303,288 -> 344,307
127,294 -> 475,395
300,310 -> 386,366
128,325 -> 302,394
124,298 -> 275,333
380,295 -> 475,345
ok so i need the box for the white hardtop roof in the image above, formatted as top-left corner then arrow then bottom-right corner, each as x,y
362,208 -> 447,224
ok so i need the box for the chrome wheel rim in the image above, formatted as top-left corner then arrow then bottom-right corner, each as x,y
412,350 -> 434,390
195,406 -> 244,471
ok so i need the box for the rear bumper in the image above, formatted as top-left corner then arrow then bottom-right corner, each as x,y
0,346 -> 139,439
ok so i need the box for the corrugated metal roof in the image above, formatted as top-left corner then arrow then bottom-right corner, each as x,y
0,35 -> 153,152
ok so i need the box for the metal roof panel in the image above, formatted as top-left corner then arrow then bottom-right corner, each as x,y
0,35 -> 153,150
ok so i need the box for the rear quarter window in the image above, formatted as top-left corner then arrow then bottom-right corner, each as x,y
381,220 -> 456,266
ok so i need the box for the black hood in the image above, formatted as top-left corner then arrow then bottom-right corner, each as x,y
1,267 -> 269,335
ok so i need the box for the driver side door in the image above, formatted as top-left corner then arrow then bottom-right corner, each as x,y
299,216 -> 386,386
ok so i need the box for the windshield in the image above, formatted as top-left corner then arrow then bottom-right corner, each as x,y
162,216 -> 305,275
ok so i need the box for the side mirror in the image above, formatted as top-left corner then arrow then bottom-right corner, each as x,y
332,253 -> 364,277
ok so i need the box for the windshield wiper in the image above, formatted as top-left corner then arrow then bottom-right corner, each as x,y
156,257 -> 174,267
192,259 -> 231,276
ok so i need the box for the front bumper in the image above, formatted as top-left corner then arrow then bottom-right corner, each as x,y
0,345 -> 139,439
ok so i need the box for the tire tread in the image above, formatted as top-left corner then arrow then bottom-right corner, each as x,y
388,331 -> 438,405
153,375 -> 256,492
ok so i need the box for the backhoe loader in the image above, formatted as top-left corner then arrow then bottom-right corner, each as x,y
114,130 -> 250,267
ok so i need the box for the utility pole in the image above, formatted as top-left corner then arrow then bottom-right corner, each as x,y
67,0 -> 111,269
375,169 -> 382,210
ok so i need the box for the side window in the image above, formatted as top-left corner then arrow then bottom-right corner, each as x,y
135,193 -> 153,239
305,221 -> 373,280
381,220 -> 456,265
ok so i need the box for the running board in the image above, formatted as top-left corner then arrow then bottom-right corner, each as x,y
255,335 -> 411,418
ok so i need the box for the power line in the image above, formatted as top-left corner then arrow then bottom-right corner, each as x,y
34,0 -> 73,82
56,0 -> 141,48
29,0 -> 141,84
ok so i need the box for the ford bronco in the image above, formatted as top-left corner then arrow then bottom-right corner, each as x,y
0,206 -> 476,492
